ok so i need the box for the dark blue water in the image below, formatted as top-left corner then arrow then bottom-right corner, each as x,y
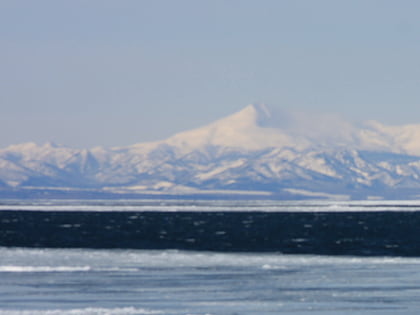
1,208 -> 420,256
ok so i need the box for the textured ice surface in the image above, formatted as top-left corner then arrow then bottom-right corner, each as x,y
1,248 -> 420,314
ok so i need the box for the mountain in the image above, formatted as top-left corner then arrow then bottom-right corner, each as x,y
2,104 -> 420,200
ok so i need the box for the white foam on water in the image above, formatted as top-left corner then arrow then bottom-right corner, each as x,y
2,247 -> 420,271
1,199 -> 420,212
0,308 -> 162,315
0,265 -> 91,272
0,264 -> 142,273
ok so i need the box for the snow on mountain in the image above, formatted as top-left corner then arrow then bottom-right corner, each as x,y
128,104 -> 420,155
163,104 -> 296,152
2,104 -> 420,199
361,120 -> 420,155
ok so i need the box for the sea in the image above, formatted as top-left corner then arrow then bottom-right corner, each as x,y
2,199 -> 420,314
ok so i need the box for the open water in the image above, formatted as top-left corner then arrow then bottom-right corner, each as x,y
2,199 -> 420,314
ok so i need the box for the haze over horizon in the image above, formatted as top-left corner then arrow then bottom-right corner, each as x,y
2,1 -> 420,148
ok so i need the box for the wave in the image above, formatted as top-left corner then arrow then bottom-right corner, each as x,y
2,248 -> 420,270
0,308 -> 162,315
0,266 -> 92,273
0,265 -> 142,273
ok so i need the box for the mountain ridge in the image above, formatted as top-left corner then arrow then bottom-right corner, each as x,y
2,104 -> 420,200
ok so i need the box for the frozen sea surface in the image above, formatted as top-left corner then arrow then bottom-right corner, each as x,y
2,199 -> 420,212
1,248 -> 420,315
2,199 -> 420,314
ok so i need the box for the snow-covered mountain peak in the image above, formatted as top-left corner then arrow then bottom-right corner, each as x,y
155,104 -> 367,154
160,104 -> 297,152
360,120 -> 420,155
5,141 -> 65,153
218,104 -> 304,131
5,142 -> 39,152
209,104 -> 273,129
156,105 -> 420,156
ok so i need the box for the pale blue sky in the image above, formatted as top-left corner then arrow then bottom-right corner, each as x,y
1,0 -> 420,148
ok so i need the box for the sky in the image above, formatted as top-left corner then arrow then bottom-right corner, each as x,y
1,0 -> 420,149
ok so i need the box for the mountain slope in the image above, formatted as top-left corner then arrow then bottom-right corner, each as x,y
128,104 -> 420,155
2,104 -> 420,199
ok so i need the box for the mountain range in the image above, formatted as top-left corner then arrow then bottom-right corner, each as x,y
2,104 -> 420,200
